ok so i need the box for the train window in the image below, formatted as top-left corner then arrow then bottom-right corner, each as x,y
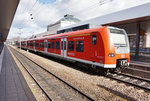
76,41 -> 84,52
45,42 -> 47,48
32,42 -> 33,47
52,42 -> 55,49
64,41 -> 66,50
42,43 -> 44,48
48,42 -> 51,48
33,42 -> 35,47
61,41 -> 63,50
36,43 -> 39,47
40,43 -> 41,47
92,35 -> 97,45
68,41 -> 74,51
40,43 -> 44,48
56,41 -> 60,49
40,43 -> 42,47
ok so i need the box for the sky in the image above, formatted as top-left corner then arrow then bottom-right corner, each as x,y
7,0 -> 150,39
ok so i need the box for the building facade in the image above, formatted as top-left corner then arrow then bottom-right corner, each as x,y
35,14 -> 80,38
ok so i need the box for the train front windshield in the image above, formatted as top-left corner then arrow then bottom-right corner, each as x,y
109,28 -> 128,47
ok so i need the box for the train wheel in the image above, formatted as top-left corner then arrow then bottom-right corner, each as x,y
103,69 -> 109,75
110,69 -> 115,74
115,67 -> 121,73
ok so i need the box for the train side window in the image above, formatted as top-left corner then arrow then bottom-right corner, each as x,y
36,43 -> 38,47
56,41 -> 60,49
52,42 -> 55,49
40,43 -> 42,48
42,43 -> 44,48
42,42 -> 44,48
76,41 -> 84,52
40,43 -> 42,47
68,41 -> 74,51
92,35 -> 97,45
40,43 -> 44,48
48,42 -> 51,48
64,41 -> 66,50
45,41 -> 47,48
61,41 -> 63,50
37,43 -> 39,47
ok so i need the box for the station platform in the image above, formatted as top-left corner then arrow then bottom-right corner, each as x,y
130,54 -> 150,66
0,45 -> 36,101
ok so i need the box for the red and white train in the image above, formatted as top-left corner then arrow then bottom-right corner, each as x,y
21,26 -> 130,73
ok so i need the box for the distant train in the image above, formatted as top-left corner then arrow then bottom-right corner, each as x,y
21,26 -> 130,74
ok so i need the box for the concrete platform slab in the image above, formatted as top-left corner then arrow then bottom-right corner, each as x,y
0,45 -> 36,101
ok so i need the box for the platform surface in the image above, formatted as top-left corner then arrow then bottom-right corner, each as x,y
131,54 -> 150,66
0,45 -> 36,101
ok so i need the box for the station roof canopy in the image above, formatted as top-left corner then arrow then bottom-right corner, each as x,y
59,2 -> 150,30
0,0 -> 19,42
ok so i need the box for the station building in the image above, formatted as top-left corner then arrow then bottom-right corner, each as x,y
35,14 -> 80,37
58,3 -> 150,56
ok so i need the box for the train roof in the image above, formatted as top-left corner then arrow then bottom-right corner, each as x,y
27,26 -> 107,41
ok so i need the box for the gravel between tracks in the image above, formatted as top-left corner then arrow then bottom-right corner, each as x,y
10,46 -> 150,101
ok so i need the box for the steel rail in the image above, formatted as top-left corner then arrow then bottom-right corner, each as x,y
10,46 -> 95,101
106,73 -> 150,92
10,48 -> 52,101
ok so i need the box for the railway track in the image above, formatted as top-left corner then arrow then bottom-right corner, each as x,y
9,47 -> 95,101
10,46 -> 150,98
106,72 -> 150,92
123,64 -> 150,80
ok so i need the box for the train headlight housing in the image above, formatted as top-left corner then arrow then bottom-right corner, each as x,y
108,53 -> 115,57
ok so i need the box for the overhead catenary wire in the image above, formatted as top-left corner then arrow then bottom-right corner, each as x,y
73,0 -> 112,17
28,0 -> 38,13
32,0 -> 99,20
32,0 -> 105,27
19,0 -> 39,28
20,0 -> 114,36
21,0 -> 54,29
21,0 -> 30,15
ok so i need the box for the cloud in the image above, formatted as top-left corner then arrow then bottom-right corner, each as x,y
8,0 -> 150,39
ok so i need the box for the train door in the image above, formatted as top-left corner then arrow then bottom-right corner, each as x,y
44,40 -> 47,53
90,32 -> 98,58
61,38 -> 67,57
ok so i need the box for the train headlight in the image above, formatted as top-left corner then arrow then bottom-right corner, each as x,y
108,53 -> 115,57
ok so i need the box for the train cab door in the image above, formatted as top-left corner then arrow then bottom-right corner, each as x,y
61,38 -> 67,57
44,40 -> 47,53
90,32 -> 98,59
